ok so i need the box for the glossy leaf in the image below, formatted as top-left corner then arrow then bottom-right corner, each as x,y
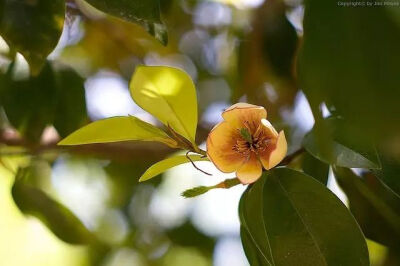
12,167 -> 95,244
139,154 -> 208,182
59,116 -> 177,147
82,0 -> 167,45
130,66 -> 198,144
239,167 -> 369,266
53,68 -> 88,138
302,152 -> 329,185
303,118 -> 380,169
0,0 -> 65,75
0,62 -> 58,142
334,167 -> 400,249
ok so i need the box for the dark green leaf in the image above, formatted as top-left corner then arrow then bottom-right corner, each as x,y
53,68 -> 88,138
167,222 -> 215,255
334,166 -> 400,249
298,0 -> 400,144
0,62 -> 58,142
303,118 -> 380,169
0,0 -> 65,75
12,167 -> 96,244
240,226 -> 263,266
301,152 -> 329,185
239,177 -> 272,265
83,0 -> 167,45
373,157 -> 400,198
239,168 -> 369,266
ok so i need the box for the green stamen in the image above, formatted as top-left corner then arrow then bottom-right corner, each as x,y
240,128 -> 253,143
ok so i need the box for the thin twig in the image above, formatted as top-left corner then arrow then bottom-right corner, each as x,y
186,151 -> 212,176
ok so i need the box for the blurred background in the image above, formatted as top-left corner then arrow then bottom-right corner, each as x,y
0,0 -> 397,265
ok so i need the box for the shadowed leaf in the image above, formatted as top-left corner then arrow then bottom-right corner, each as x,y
239,167 -> 369,266
334,166 -> 400,249
303,118 -> 380,169
12,167 -> 95,244
82,0 -> 167,45
0,0 -> 65,75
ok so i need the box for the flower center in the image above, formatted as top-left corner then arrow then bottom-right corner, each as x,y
232,121 -> 271,157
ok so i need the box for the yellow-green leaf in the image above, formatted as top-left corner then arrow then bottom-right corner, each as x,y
130,66 -> 198,144
58,116 -> 177,147
139,155 -> 209,182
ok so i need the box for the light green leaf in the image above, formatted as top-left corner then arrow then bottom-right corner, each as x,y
0,0 -> 65,75
130,66 -> 198,145
139,155 -> 208,182
59,116 -> 177,147
239,168 -> 369,266
82,0 -> 167,45
303,118 -> 381,169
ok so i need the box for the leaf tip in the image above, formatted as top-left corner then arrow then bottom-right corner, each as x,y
181,186 -> 210,198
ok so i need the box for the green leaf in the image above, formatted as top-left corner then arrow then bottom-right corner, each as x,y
130,66 -> 198,144
240,226 -> 264,266
0,62 -> 58,142
12,167 -> 95,244
298,0 -> 400,143
303,118 -> 380,169
239,177 -> 272,265
302,152 -> 329,185
334,166 -> 400,249
373,157 -> 400,198
53,68 -> 88,138
239,168 -> 369,266
181,186 -> 212,198
59,116 -> 177,147
0,0 -> 65,75
139,154 -> 208,182
82,0 -> 167,45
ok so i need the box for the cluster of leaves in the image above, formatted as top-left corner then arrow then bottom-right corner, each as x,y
59,65 -> 211,183
0,0 -> 399,265
236,0 -> 400,265
0,62 -> 87,142
0,0 -> 167,75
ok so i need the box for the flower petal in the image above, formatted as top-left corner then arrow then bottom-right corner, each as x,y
222,103 -> 267,128
207,121 -> 244,173
264,130 -> 287,170
261,119 -> 278,138
236,154 -> 262,184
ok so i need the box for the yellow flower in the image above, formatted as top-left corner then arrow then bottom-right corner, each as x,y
206,103 -> 287,184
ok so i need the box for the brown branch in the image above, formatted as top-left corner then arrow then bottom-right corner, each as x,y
0,124 -> 213,162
